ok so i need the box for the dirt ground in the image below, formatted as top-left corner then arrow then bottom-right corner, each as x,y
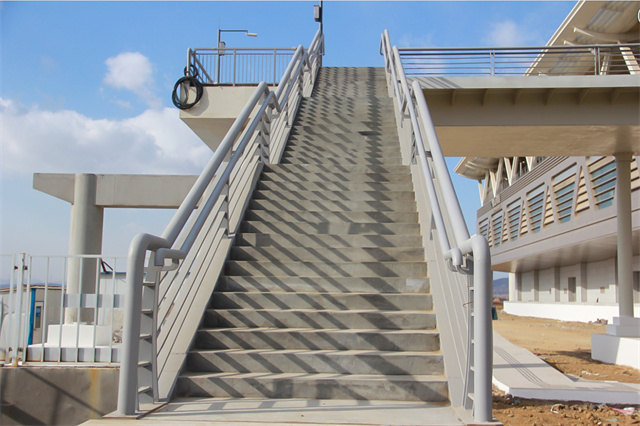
491,308 -> 640,425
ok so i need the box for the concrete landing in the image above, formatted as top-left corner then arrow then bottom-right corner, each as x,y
493,331 -> 640,405
85,398 -> 475,425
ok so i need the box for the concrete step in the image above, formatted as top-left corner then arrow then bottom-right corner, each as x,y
260,171 -> 412,184
194,327 -> 440,352
263,163 -> 410,175
247,199 -> 416,213
280,150 -> 401,163
186,348 -> 443,376
280,156 -> 402,166
234,233 -> 422,249
285,137 -> 400,150
210,292 -> 432,311
175,372 -> 449,402
230,246 -> 425,262
279,154 -> 402,167
204,308 -> 436,330
238,221 -> 420,236
293,113 -> 397,125
285,142 -> 401,156
255,180 -> 412,193
252,189 -> 415,203
225,260 -> 428,278
288,130 -> 398,142
290,124 -> 398,136
242,209 -> 417,224
216,276 -> 430,294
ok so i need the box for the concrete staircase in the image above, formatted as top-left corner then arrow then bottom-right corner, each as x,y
175,67 -> 448,404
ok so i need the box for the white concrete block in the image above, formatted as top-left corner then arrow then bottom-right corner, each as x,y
591,333 -> 640,370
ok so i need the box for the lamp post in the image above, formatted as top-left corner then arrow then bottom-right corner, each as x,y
216,29 -> 258,83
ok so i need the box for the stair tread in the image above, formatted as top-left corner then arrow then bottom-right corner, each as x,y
199,326 -> 438,334
180,371 -> 447,381
178,66 -> 448,405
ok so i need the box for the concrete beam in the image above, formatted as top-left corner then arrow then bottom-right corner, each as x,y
34,173 -> 199,208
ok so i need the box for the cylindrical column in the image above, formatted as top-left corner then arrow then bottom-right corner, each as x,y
616,153 -> 634,318
66,173 -> 103,323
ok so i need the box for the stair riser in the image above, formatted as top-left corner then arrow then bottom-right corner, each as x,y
256,181 -> 412,193
205,310 -> 436,330
225,261 -> 428,278
238,221 -> 420,236
253,190 -> 415,203
260,172 -> 412,184
286,135 -> 399,147
280,152 -> 402,164
285,140 -> 400,152
175,376 -> 449,402
217,276 -> 430,294
248,199 -> 416,213
234,233 -> 423,249
290,123 -> 398,134
243,210 -> 418,224
230,247 -> 425,263
263,164 -> 410,175
284,144 -> 402,157
210,292 -> 432,311
280,157 -> 402,166
186,352 -> 444,375
195,329 -> 440,352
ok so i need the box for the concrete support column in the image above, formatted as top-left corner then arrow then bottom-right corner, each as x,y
533,270 -> 540,302
66,174 -> 104,324
616,153 -> 634,318
508,272 -> 517,302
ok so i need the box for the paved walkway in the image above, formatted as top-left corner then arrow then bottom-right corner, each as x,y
493,331 -> 640,405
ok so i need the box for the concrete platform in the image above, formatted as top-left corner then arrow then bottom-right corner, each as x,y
493,331 -> 640,405
85,398 -> 476,425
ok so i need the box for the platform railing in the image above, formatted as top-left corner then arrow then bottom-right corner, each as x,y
187,47 -> 297,85
381,30 -> 493,422
1,253 -> 125,366
398,43 -> 640,77
117,28 -> 323,416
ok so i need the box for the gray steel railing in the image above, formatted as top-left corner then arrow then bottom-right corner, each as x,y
187,47 -> 298,85
381,30 -> 493,422
117,28 -> 323,416
398,43 -> 640,77
1,253 -> 125,366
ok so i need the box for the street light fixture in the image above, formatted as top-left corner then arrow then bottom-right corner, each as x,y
217,29 -> 258,83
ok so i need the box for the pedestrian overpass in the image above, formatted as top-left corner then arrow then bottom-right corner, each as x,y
3,3 -> 639,425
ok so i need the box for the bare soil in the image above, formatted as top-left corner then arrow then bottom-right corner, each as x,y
491,310 -> 640,425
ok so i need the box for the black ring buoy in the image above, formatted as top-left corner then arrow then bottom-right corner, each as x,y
172,76 -> 203,110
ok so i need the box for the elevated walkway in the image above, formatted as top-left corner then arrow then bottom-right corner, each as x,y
413,75 -> 640,157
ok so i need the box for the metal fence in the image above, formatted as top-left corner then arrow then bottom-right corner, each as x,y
187,48 -> 298,85
398,43 -> 640,77
1,253 -> 126,365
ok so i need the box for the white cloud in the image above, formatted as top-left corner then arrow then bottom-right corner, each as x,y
104,52 -> 161,109
485,20 -> 526,47
0,98 -> 210,178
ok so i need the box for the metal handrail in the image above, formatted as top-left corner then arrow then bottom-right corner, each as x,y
117,28 -> 323,416
381,30 -> 493,422
396,43 -> 640,76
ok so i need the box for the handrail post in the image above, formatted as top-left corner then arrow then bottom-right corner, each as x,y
470,235 -> 493,422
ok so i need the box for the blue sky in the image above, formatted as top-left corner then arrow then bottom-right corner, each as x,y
1,1 -> 576,259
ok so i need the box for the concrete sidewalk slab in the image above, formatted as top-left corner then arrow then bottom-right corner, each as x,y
493,331 -> 640,405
